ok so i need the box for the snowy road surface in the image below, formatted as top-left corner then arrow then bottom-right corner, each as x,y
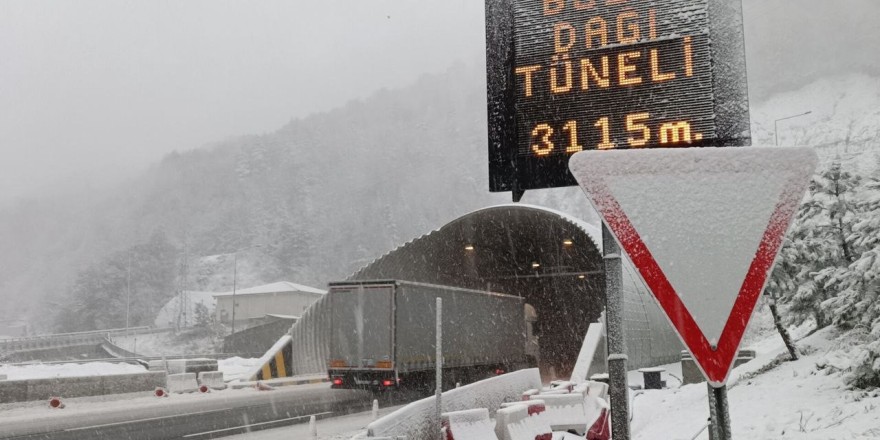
0,383 -> 373,440
219,404 -> 405,439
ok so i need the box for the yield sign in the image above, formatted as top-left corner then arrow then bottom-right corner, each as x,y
569,147 -> 817,387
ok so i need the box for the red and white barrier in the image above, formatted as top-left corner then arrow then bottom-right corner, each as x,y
254,381 -> 275,391
586,381 -> 609,400
441,408 -> 498,440
536,394 -> 590,435
521,389 -> 539,401
586,404 -> 611,440
494,403 -> 552,440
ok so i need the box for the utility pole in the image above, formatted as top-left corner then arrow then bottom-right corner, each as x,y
230,244 -> 263,335
178,241 -> 189,329
126,252 -> 132,335
435,297 -> 443,440
231,250 -> 238,335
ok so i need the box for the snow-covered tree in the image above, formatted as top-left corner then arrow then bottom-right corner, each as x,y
769,159 -> 862,329
821,156 -> 880,387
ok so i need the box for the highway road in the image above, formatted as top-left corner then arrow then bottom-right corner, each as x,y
0,383 -> 374,440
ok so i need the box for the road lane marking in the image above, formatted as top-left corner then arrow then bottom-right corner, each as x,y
63,409 -> 224,431
182,411 -> 333,438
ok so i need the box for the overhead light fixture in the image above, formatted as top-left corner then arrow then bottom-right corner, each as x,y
578,274 -> 586,279
532,262 -> 541,269
563,239 -> 574,246
464,245 -> 475,251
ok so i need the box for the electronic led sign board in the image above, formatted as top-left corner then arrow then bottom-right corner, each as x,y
486,0 -> 751,200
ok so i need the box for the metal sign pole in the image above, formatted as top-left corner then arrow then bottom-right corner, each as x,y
707,383 -> 719,440
435,297 -> 443,440
712,385 -> 732,440
602,224 -> 631,440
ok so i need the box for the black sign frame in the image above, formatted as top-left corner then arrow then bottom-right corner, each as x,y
485,0 -> 751,201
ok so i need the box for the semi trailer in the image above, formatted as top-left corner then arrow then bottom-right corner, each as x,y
327,280 -> 537,390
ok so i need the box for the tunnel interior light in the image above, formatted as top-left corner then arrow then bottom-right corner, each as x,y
563,239 -> 574,246
578,274 -> 586,279
532,262 -> 541,269
464,244 -> 475,251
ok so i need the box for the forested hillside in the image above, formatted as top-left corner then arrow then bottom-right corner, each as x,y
1,66 -> 878,333
0,63 -> 595,331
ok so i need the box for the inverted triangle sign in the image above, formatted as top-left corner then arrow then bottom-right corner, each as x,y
570,147 -> 817,387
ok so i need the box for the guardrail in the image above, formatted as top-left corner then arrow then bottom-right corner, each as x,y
0,327 -> 175,355
2,353 -> 265,367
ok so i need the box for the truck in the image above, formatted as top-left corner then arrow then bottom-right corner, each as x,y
327,280 -> 537,391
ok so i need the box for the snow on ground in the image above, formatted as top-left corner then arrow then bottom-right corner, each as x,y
0,362 -> 146,380
219,405 -> 405,440
154,291 -> 217,328
113,329 -> 220,357
631,326 -> 880,440
218,357 -> 262,382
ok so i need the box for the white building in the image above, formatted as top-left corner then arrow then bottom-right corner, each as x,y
214,281 -> 326,330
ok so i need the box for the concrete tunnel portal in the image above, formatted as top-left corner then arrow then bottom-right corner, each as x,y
348,204 -> 681,379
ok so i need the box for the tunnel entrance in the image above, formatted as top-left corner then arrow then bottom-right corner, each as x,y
350,205 -> 606,379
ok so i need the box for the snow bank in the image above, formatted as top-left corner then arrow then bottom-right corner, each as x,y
366,368 -> 542,439
218,357 -> 262,382
0,362 -> 146,380
113,330 -> 218,357
629,327 -> 880,440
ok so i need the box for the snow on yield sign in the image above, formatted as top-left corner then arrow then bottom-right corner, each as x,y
570,147 -> 817,387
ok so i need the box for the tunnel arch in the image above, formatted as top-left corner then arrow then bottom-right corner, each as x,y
349,204 -> 681,377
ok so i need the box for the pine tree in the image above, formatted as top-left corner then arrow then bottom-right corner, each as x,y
821,156 -> 880,388
791,160 -> 860,327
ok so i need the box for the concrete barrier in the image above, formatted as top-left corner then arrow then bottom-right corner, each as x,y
167,373 -> 199,393
150,358 -> 218,375
0,374 -> 6,381
198,371 -> 226,390
0,372 -> 167,403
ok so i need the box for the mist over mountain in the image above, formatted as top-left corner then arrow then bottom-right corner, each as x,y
0,63 -> 584,330
2,60 -> 878,332
2,0 -> 880,331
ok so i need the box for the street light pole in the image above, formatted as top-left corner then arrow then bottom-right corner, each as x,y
774,111 -> 812,146
126,252 -> 132,346
231,251 -> 238,335
230,244 -> 263,335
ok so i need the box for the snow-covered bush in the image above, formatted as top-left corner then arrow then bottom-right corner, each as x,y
846,332 -> 880,389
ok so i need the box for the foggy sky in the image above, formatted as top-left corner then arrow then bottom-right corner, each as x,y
1,0 -> 879,203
